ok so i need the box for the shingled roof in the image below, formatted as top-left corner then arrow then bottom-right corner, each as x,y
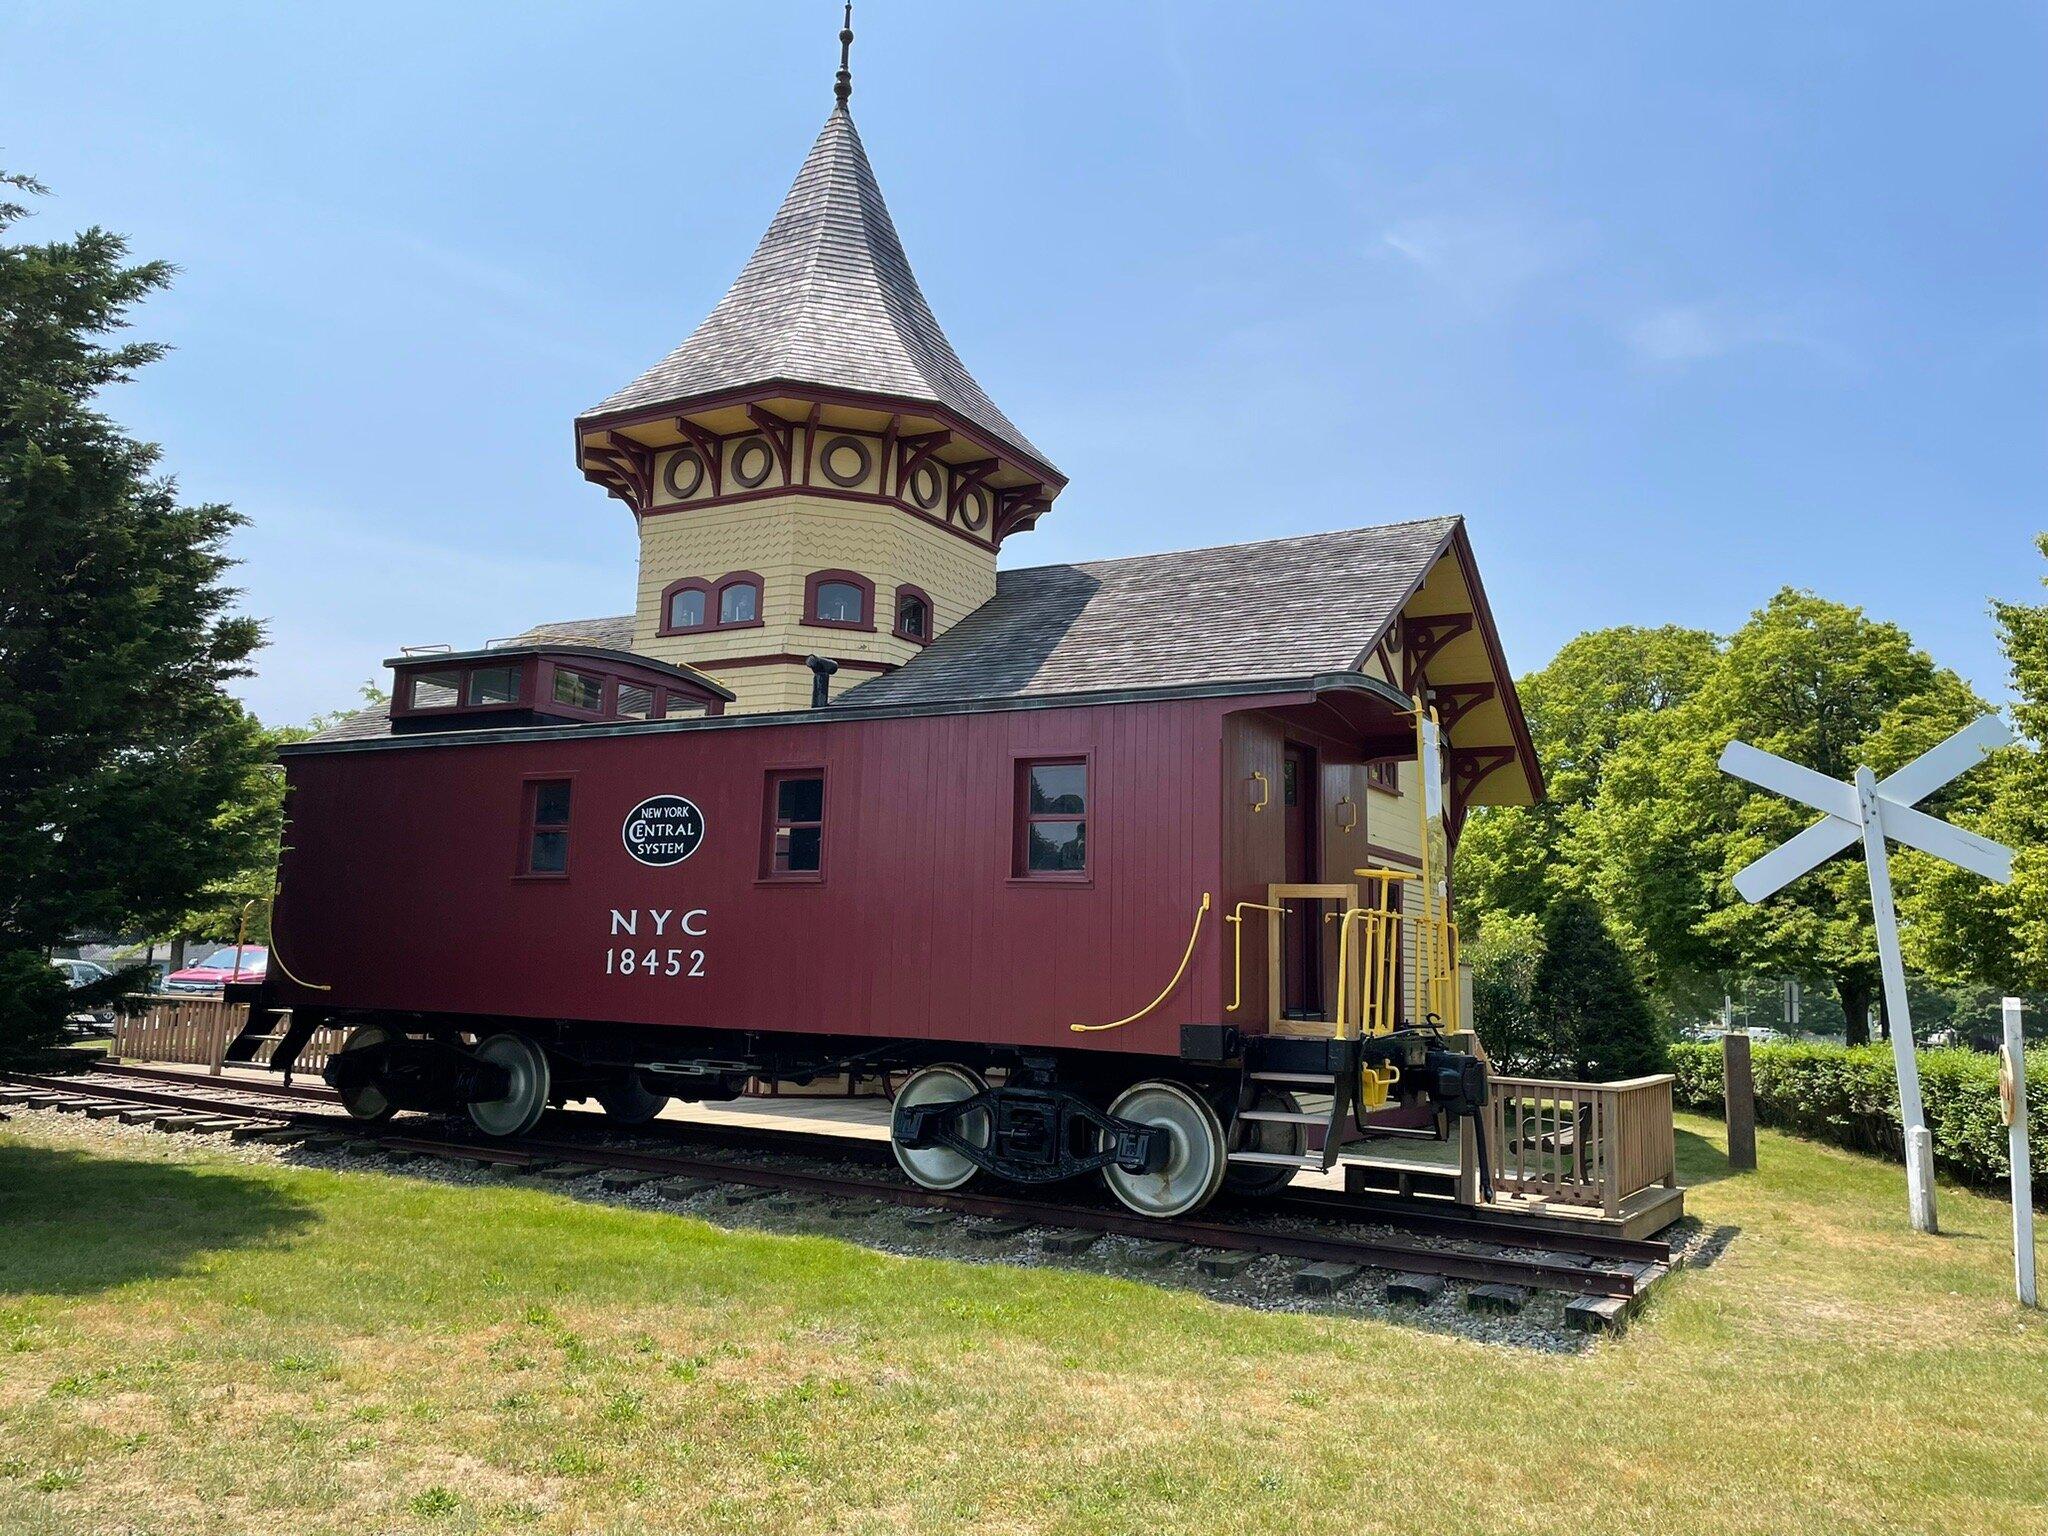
837,517 -> 1463,709
581,105 -> 1053,475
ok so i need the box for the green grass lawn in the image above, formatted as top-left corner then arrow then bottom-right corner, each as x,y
2,1113 -> 2043,1536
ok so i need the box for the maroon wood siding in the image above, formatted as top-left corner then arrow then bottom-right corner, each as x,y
273,697 -> 1253,1059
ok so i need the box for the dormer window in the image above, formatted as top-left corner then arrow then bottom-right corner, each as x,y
803,570 -> 875,632
893,585 -> 933,645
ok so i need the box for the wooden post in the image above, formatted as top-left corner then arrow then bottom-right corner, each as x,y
1722,1030 -> 1757,1172
2005,997 -> 2037,1308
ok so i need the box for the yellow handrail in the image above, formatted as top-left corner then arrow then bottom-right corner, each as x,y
1071,892 -> 1212,1033
1224,900 -> 1290,1013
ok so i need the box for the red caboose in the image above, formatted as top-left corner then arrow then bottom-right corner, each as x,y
254,69 -> 1541,1219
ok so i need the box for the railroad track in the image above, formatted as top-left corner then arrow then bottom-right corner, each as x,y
4,1067 -> 1672,1313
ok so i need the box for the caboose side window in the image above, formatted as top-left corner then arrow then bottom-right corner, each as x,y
1016,758 -> 1088,878
520,778 -> 573,877
763,770 -> 825,879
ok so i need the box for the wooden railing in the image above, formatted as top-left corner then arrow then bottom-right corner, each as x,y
111,995 -> 348,1075
1487,1073 -> 1677,1216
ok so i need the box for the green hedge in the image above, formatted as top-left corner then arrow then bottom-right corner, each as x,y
1670,1041 -> 2048,1191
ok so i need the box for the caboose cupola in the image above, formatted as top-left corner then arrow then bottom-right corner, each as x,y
574,10 -> 1063,714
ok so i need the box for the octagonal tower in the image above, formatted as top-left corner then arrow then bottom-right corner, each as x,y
574,37 -> 1062,712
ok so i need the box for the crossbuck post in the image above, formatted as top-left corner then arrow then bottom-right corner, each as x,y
1719,715 -> 2015,1234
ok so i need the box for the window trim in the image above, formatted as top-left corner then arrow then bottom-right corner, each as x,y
657,577 -> 714,636
759,766 -> 827,884
660,571 -> 765,635
515,772 -> 576,881
801,569 -> 877,634
892,583 -> 934,646
714,571 -> 766,630
1366,758 -> 1401,794
1011,752 -> 1092,884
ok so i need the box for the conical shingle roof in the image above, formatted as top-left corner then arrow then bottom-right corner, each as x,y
584,105 -> 1054,476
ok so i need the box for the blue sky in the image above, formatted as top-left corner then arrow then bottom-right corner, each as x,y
5,3 -> 2043,726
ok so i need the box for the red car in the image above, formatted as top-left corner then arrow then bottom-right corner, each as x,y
163,945 -> 268,996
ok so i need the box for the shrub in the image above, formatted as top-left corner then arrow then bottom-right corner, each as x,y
1531,895 -> 1670,1079
1671,1039 -> 2048,1190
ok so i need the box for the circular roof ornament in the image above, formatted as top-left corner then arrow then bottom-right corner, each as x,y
662,448 -> 704,501
819,435 -> 872,488
909,462 -> 942,509
731,437 -> 774,489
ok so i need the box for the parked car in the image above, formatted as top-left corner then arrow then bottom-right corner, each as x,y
51,958 -> 116,1034
163,946 -> 269,997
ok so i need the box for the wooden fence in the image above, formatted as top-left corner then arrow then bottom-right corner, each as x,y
111,995 -> 347,1075
1487,1073 -> 1677,1216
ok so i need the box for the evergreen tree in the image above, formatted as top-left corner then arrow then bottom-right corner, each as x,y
1530,895 -> 1669,1080
0,171 -> 267,1058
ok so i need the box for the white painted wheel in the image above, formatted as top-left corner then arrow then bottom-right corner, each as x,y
467,1033 -> 551,1138
1223,1088 -> 1304,1197
891,1064 -> 991,1192
596,1075 -> 669,1125
335,1024 -> 398,1123
1101,1080 -> 1228,1219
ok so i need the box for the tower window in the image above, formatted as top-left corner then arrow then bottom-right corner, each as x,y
718,578 -> 760,626
893,585 -> 933,644
815,582 -> 863,623
666,585 -> 707,631
802,570 -> 875,632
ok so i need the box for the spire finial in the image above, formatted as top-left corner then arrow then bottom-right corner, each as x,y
834,3 -> 854,107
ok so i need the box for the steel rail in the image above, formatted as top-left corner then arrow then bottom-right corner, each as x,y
85,1063 -> 1671,1261
8,1070 -> 1655,1298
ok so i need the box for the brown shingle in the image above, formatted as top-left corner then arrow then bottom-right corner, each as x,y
835,517 -> 1460,708
581,106 -> 1053,475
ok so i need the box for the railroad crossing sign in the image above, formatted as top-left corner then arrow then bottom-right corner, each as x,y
1719,714 -> 2016,1233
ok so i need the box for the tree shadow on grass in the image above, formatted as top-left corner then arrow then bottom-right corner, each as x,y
0,1140 -> 314,1297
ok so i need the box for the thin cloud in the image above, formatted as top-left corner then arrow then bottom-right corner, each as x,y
1376,213 -> 1591,318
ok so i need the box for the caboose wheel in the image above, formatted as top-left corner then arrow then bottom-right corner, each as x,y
1101,1080 -> 1227,1219
891,1064 -> 991,1191
334,1024 -> 398,1123
467,1033 -> 551,1138
1222,1088 -> 1304,1197
596,1074 -> 669,1125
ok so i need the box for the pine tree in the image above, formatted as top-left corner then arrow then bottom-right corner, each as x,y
0,171 -> 268,1058
1530,895 -> 1670,1080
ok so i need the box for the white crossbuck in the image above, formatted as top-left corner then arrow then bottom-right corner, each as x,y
1718,714 -> 2016,1233
1724,715 -> 2014,902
